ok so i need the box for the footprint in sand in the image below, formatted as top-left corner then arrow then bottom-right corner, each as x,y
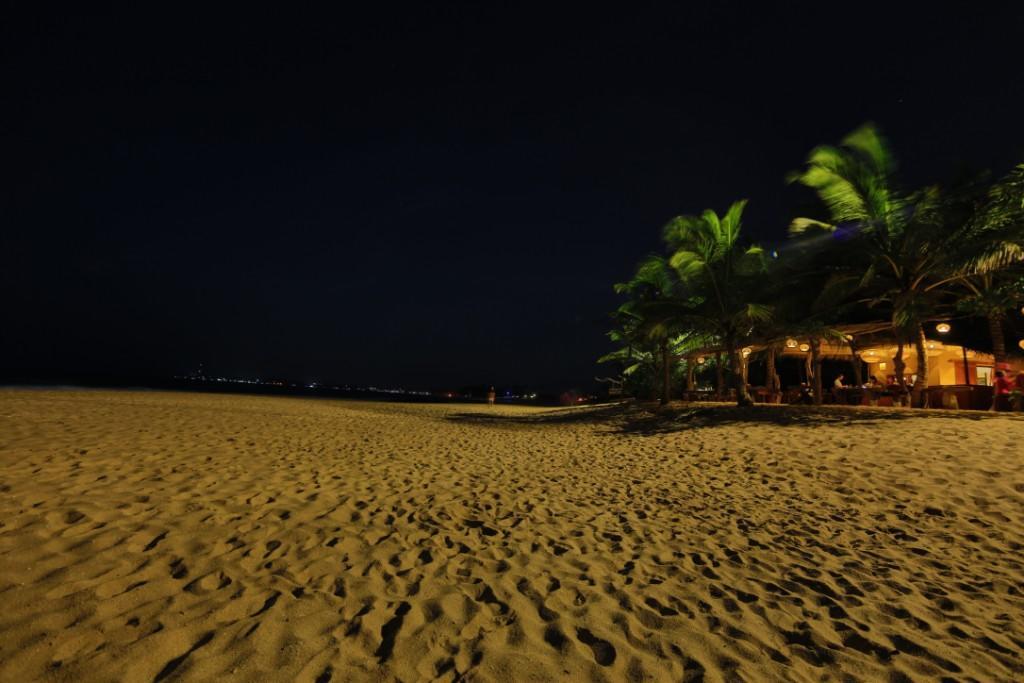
169,558 -> 188,579
153,632 -> 215,683
374,602 -> 411,663
64,509 -> 86,524
576,628 -> 616,666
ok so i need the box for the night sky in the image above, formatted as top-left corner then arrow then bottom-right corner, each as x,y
4,4 -> 1023,391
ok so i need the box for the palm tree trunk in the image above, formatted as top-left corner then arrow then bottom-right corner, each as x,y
988,315 -> 1007,364
766,346 -> 780,403
660,338 -> 671,406
715,352 -> 724,400
810,338 -> 823,405
847,340 -> 862,386
893,338 -> 909,404
726,334 -> 753,407
686,361 -> 695,392
912,324 -> 929,408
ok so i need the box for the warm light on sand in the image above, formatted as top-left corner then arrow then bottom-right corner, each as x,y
1,390 -> 1022,681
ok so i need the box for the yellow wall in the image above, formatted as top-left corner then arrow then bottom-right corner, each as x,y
937,359 -> 957,385
862,344 -> 999,386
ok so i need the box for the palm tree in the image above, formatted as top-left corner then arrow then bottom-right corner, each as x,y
598,311 -> 660,400
609,256 -> 684,405
770,286 -> 847,403
673,331 -> 719,397
954,272 -> 1024,363
947,164 -> 1024,363
662,200 -> 771,407
758,232 -> 860,404
789,124 -> 957,407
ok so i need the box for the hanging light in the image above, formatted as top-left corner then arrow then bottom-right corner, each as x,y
936,322 -> 951,334
696,356 -> 705,364
741,346 -> 752,358
879,362 -> 887,370
785,338 -> 798,348
798,343 -> 810,352
1019,340 -> 1024,351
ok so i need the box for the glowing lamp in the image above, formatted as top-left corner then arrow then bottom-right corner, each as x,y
696,356 -> 705,364
741,346 -> 752,358
879,362 -> 887,370
798,343 -> 810,352
936,322 -> 950,334
1019,339 -> 1024,351
785,338 -> 798,348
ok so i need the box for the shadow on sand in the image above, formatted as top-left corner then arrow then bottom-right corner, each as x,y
446,401 -> 1024,436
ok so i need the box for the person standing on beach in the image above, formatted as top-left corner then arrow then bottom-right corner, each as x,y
487,386 -> 496,406
991,371 -> 1011,411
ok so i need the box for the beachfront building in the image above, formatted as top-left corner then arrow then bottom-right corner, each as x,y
682,323 -> 1024,410
778,337 -> 1022,409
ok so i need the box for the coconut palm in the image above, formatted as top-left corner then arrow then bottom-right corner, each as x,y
673,331 -> 720,396
954,272 -> 1024,363
789,124 -> 960,407
756,228 -> 865,404
765,289 -> 849,405
661,200 -> 771,406
946,164 -> 1024,362
608,256 -> 686,405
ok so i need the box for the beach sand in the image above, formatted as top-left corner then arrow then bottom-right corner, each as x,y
1,389 -> 1022,682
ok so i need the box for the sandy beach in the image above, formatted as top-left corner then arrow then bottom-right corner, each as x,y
0,390 -> 1022,682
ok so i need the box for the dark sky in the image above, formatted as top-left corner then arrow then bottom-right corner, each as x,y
4,4 -> 1023,390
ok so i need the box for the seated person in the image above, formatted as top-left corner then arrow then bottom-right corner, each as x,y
865,375 -> 881,406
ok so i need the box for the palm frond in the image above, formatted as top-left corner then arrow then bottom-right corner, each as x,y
789,217 -> 835,234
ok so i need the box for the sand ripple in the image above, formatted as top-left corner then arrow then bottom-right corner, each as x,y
0,391 -> 1022,681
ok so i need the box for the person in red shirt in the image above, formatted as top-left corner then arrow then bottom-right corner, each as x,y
990,370 -> 1012,411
